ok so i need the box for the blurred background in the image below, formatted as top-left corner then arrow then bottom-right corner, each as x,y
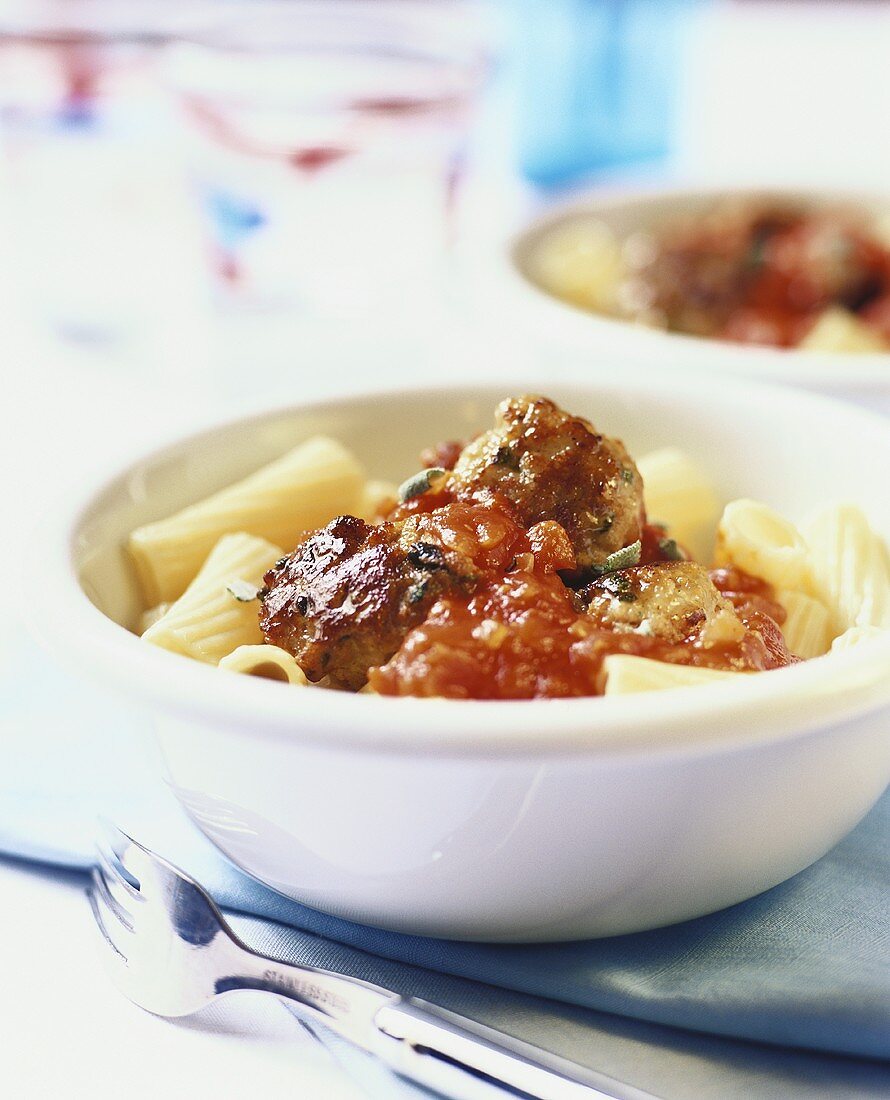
1,0 -> 889,572
2,0 -> 889,362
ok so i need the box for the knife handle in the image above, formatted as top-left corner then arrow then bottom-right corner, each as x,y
372,998 -> 660,1100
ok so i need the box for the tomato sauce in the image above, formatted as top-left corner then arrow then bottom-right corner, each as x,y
366,437 -> 796,700
624,205 -> 890,349
369,534 -> 794,700
400,500 -> 530,579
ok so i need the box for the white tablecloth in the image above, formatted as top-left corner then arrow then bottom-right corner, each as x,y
0,861 -> 365,1100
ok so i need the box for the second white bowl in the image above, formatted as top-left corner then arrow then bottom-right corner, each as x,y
494,187 -> 890,392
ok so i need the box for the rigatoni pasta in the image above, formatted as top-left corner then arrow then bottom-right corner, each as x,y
143,533 -> 283,665
139,602 -> 170,635
129,436 -> 365,605
636,447 -> 719,562
777,590 -> 833,659
219,644 -> 308,684
359,479 -> 399,522
830,625 -> 887,652
604,654 -> 743,695
798,308 -> 888,354
715,500 -> 813,595
804,505 -> 890,632
526,216 -> 624,314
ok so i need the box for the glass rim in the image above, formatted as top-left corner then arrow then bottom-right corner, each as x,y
176,0 -> 490,69
0,0 -> 191,45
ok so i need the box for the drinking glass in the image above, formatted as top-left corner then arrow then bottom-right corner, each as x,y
164,1 -> 488,316
0,1 -> 203,342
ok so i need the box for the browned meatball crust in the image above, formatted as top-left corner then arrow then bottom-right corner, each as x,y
584,562 -> 745,648
259,515 -> 478,690
449,396 -> 643,571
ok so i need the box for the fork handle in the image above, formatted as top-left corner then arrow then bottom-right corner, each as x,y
371,998 -> 659,1100
235,950 -> 653,1099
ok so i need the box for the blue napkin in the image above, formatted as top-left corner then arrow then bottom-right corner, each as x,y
93,786 -> 890,1061
3,634 -> 889,1097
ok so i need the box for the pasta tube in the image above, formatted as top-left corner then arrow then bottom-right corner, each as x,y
603,654 -> 743,695
528,217 -> 624,313
830,625 -> 886,652
637,448 -> 719,562
129,436 -> 365,605
777,590 -> 833,659
359,479 -> 398,522
799,308 -> 889,354
715,499 -> 813,594
219,644 -> 308,685
139,602 -> 170,634
804,505 -> 890,632
142,533 -> 283,665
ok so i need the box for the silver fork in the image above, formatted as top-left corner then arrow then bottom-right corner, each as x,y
87,823 -> 659,1100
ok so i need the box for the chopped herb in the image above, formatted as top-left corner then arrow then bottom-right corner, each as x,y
746,237 -> 767,270
658,537 -> 684,561
406,579 -> 429,605
591,540 -> 642,576
226,579 -> 260,602
493,445 -> 520,469
398,467 -> 446,503
620,467 -> 635,483
606,573 -> 638,602
294,594 -> 310,616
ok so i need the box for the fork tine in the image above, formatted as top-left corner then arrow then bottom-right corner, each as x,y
98,818 -> 156,886
91,865 -> 135,933
95,833 -> 141,903
86,883 -> 129,964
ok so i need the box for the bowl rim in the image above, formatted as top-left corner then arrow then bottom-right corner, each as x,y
506,183 -> 890,388
27,373 -> 890,760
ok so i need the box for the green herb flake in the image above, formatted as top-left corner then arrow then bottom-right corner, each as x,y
592,540 -> 642,576
746,237 -> 766,271
406,579 -> 429,605
494,445 -> 520,470
597,571 -> 637,603
398,467 -> 447,503
612,574 -> 638,602
658,537 -> 684,561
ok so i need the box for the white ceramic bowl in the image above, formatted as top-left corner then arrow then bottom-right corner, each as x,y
32,376 -> 890,941
497,187 -> 890,391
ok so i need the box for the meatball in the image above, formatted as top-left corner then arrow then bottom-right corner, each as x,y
259,514 -> 478,690
584,562 -> 745,648
616,205 -> 800,338
449,396 -> 643,571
